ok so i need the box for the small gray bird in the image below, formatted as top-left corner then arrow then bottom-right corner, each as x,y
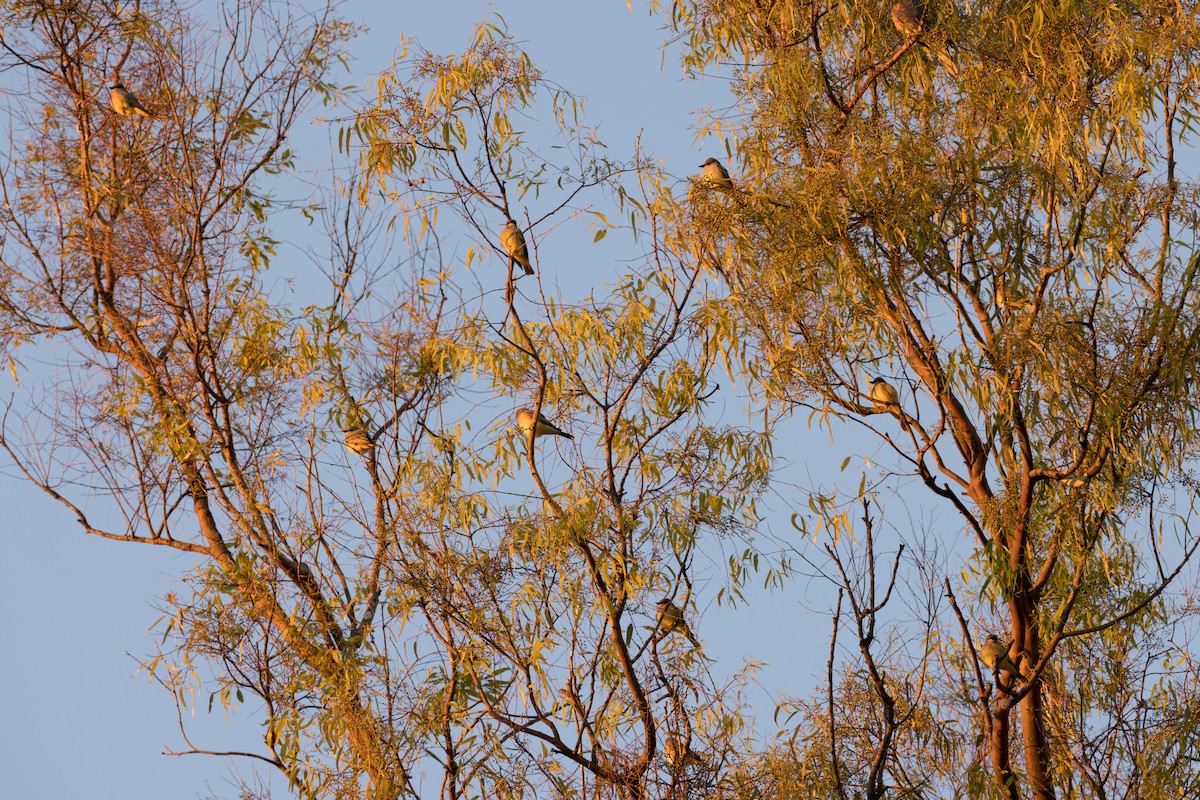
699,157 -> 734,189
500,219 -> 534,276
656,597 -> 701,647
869,376 -> 910,432
343,426 -> 374,455
110,82 -> 153,118
869,376 -> 900,408
516,408 -> 573,440
980,634 -> 1022,680
664,734 -> 708,770
891,0 -> 958,76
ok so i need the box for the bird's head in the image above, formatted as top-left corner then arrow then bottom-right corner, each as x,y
112,81 -> 125,89
699,157 -> 720,168
657,597 -> 670,608
871,376 -> 886,385
986,634 -> 1001,644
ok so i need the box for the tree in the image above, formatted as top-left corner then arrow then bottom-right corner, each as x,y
4,1 -> 1200,799
0,3 -> 769,799
668,0 -> 1200,797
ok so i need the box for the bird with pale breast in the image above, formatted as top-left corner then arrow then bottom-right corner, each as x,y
110,81 -> 153,118
500,219 -> 534,276
516,408 -> 573,440
980,634 -> 1023,680
869,376 -> 911,431
664,734 -> 708,769
698,157 -> 733,189
869,376 -> 900,408
656,597 -> 701,648
343,426 -> 374,455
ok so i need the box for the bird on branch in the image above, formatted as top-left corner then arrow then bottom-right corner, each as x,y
516,408 -> 573,440
664,734 -> 709,770
501,219 -> 534,276
657,597 -> 701,648
110,81 -> 154,118
891,0 -> 958,76
698,157 -> 733,190
980,634 -> 1023,681
343,426 -> 374,456
869,376 -> 910,432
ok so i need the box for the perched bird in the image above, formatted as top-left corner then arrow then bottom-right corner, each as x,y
516,408 -> 573,440
110,82 -> 153,118
698,157 -> 734,189
343,426 -> 374,456
664,734 -> 708,770
891,0 -> 958,76
869,376 -> 910,431
559,681 -> 587,720
656,597 -> 701,648
500,219 -> 534,276
890,0 -> 928,38
869,376 -> 901,409
980,634 -> 1022,680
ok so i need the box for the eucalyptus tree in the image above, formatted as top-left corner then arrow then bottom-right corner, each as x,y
0,3 -> 769,800
350,23 -> 771,800
665,1 -> 1200,798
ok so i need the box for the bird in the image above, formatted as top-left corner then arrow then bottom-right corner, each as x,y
500,219 -> 534,276
656,597 -> 701,648
516,408 -> 573,440
664,734 -> 708,770
110,81 -> 153,118
869,376 -> 900,409
890,0 -> 927,38
891,0 -> 958,76
980,634 -> 1022,680
343,426 -> 374,455
559,683 -> 587,720
698,157 -> 734,189
868,376 -> 910,431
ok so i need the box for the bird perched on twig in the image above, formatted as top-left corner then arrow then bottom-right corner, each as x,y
869,376 -> 910,431
656,597 -> 701,648
343,426 -> 374,456
698,157 -> 734,190
664,734 -> 709,770
110,81 -> 154,118
516,408 -> 573,440
980,634 -> 1023,681
500,219 -> 534,276
869,376 -> 900,408
891,0 -> 958,76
